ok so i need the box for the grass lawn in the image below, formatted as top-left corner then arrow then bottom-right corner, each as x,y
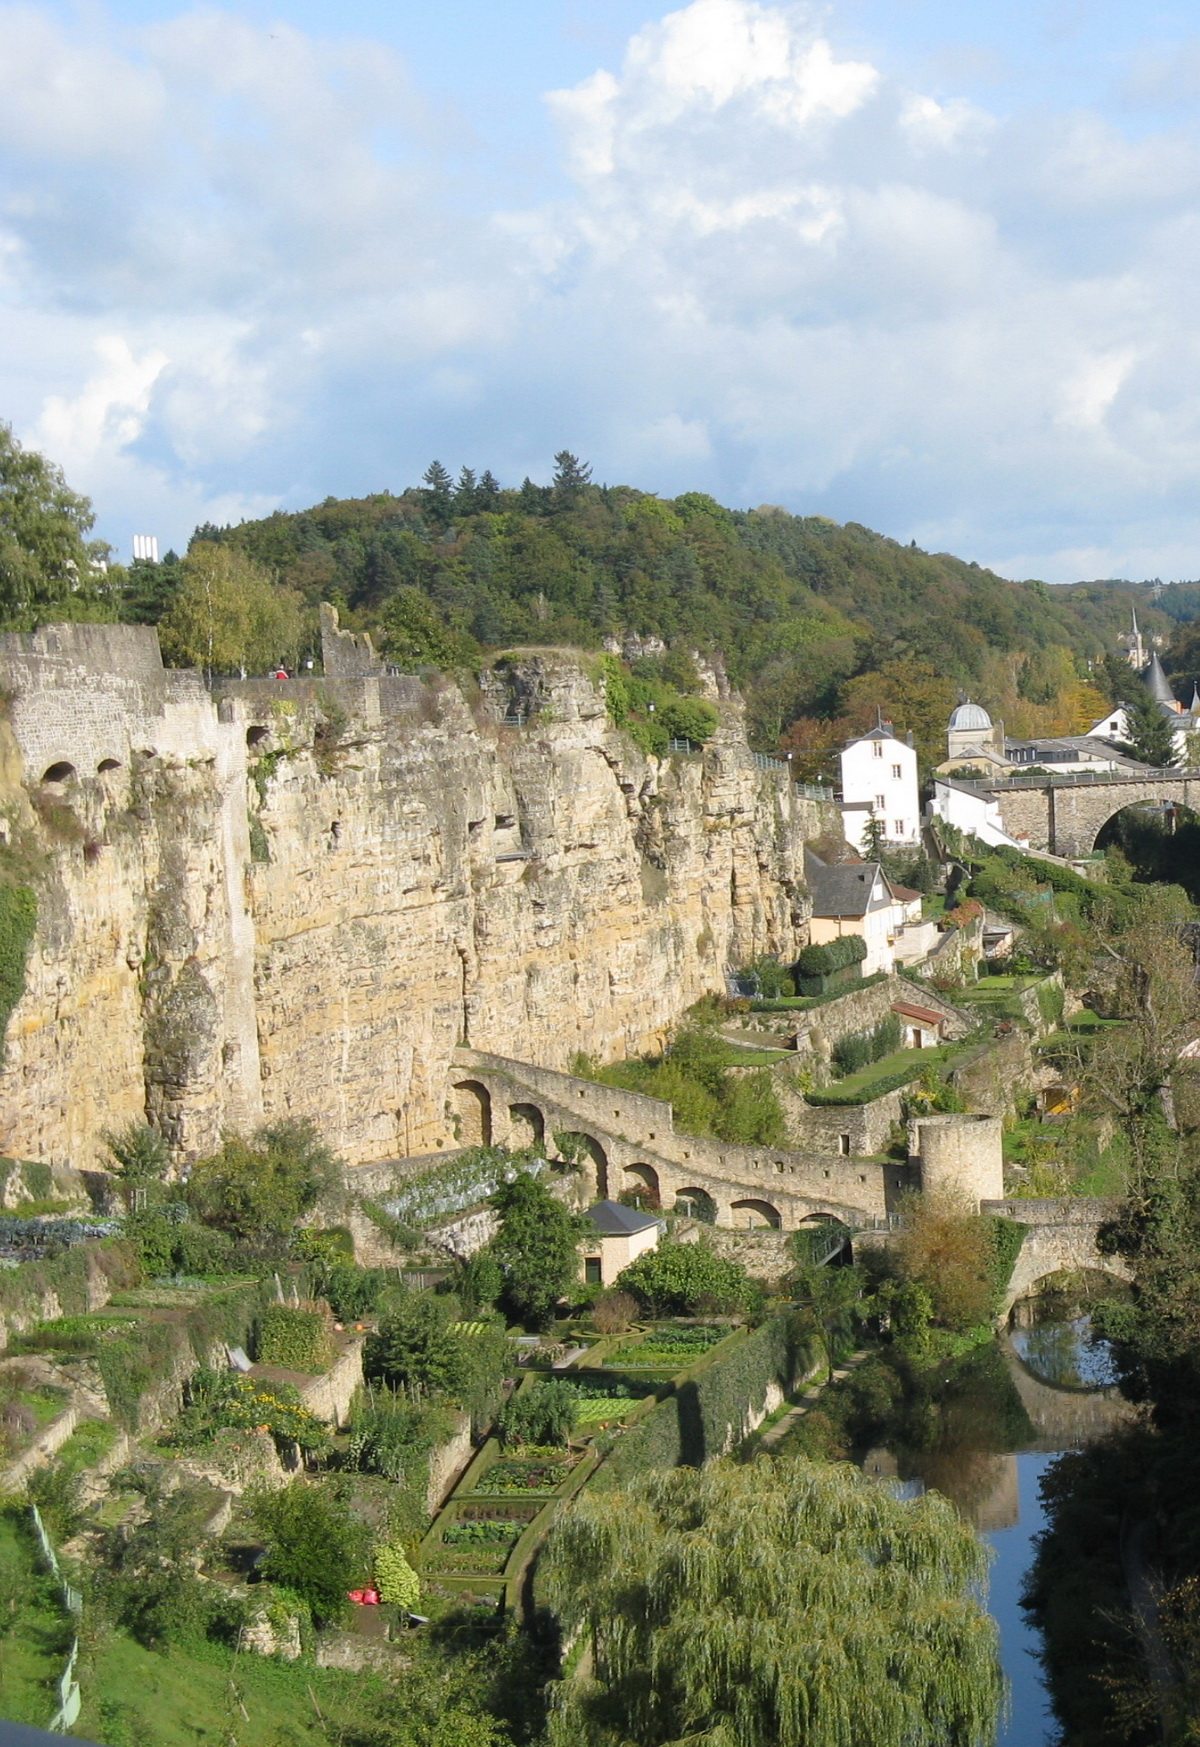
814,1043 -> 957,1102
0,1507 -> 73,1731
76,1632 -> 393,1747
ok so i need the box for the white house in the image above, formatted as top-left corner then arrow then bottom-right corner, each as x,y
929,778 -> 1027,850
839,723 -> 920,855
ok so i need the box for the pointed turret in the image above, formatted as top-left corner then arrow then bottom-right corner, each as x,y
1145,652 -> 1179,711
1190,682 -> 1200,718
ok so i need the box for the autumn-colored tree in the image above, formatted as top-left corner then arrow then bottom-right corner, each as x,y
893,1192 -> 997,1332
839,657 -> 958,772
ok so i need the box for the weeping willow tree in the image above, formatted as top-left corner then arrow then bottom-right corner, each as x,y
541,1457 -> 1003,1747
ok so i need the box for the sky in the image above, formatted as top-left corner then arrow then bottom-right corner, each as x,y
3,0 -> 1200,583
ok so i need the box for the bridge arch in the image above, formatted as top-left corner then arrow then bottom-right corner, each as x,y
507,1101 -> 545,1149
554,1130 -> 609,1200
622,1162 -> 661,1209
674,1186 -> 718,1223
451,1079 -> 492,1147
731,1198 -> 781,1230
41,760 -> 76,785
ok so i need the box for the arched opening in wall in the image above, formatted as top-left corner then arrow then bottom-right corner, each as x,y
621,1163 -> 661,1211
97,758 -> 122,774
555,1131 -> 609,1200
40,761 -> 76,785
1093,800 -> 1200,902
793,1213 -> 852,1266
246,725 -> 269,750
1007,1268 -> 1130,1393
452,1079 -> 492,1147
508,1102 -> 545,1150
673,1186 -> 717,1224
731,1197 -> 781,1230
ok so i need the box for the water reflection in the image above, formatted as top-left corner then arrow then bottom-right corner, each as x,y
850,1307 -> 1131,1747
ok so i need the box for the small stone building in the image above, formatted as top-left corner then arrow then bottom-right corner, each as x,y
580,1199 -> 662,1286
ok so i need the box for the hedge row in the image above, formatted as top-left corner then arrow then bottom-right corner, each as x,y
750,972 -> 888,1014
832,1014 -> 902,1079
590,1310 -> 819,1491
805,1063 -> 927,1106
796,936 -> 867,976
256,1302 -> 334,1372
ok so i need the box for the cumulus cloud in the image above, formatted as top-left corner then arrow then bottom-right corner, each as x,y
1,0 -> 1199,581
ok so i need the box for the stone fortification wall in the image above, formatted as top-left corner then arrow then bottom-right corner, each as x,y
911,1113 -> 1004,1204
796,974 -> 972,1058
0,629 -> 813,1169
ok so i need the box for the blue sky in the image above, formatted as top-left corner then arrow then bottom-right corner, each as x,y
3,0 -> 1200,583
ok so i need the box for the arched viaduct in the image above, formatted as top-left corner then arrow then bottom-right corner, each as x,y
450,1053 -> 1134,1310
976,769 -> 1200,859
451,1046 -> 908,1232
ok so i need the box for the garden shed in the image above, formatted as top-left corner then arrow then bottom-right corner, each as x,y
580,1200 -> 663,1286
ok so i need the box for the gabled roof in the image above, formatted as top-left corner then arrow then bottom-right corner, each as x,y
805,848 -> 888,919
585,1199 -> 660,1237
892,1001 -> 945,1026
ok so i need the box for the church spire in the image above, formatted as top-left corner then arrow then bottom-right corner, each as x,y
1145,651 -> 1178,710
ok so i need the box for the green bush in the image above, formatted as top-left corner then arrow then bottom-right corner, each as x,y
617,1239 -> 751,1316
185,1118 -> 339,1242
0,883 -> 36,1050
251,1480 -> 372,1623
832,1013 -> 903,1078
256,1302 -> 334,1371
499,1379 -> 580,1448
374,1539 -> 420,1608
796,936 -> 867,977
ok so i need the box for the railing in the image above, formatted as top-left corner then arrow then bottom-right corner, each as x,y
953,768 -> 1200,793
667,737 -> 700,754
794,781 -> 835,801
501,711 -> 526,728
30,1502 -> 82,1732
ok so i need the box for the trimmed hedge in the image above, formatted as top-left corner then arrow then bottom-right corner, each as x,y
256,1302 -> 334,1372
796,936 -> 867,976
591,1310 -> 819,1490
750,972 -> 888,1014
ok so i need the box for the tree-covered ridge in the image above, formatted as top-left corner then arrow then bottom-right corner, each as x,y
195,459 -> 1174,747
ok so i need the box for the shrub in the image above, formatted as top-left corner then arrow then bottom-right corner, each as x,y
185,1118 -> 339,1242
251,1480 -> 372,1623
256,1302 -> 334,1372
0,883 -> 36,1050
591,1289 -> 639,1335
617,1239 -> 751,1316
831,1012 -> 903,1079
374,1540 -> 420,1609
795,936 -> 867,977
499,1380 -> 580,1448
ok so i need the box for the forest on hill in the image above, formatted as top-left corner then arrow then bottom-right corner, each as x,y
4,426 -> 1198,771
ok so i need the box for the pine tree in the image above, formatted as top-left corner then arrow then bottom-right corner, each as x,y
455,466 -> 479,514
421,460 -> 454,528
551,450 -> 592,508
1121,689 -> 1180,768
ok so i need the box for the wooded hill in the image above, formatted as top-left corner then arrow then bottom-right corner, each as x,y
192,460 -> 1176,761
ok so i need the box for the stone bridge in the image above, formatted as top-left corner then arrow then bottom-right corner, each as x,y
982,1198 -> 1133,1315
975,769 -> 1200,858
450,1046 -> 908,1232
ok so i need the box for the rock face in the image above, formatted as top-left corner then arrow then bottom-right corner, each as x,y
0,624 -> 829,1167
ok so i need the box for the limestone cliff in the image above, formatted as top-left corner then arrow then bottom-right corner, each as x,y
0,624 -> 830,1167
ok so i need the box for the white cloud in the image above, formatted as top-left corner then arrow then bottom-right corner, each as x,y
0,0 -> 1199,581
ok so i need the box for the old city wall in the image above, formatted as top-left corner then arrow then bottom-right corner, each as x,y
0,628 -> 822,1169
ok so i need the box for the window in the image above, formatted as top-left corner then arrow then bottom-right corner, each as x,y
584,1256 -> 602,1285
892,763 -> 902,779
876,795 -> 886,810
838,1134 -> 851,1156
894,821 -> 904,837
872,742 -> 883,758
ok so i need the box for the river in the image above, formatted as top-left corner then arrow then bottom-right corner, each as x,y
776,1307 -> 1132,1745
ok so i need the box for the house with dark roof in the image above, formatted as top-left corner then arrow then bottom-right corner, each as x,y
580,1199 -> 663,1286
804,849 -> 930,975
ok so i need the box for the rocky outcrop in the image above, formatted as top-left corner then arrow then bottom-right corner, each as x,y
0,626 -> 830,1168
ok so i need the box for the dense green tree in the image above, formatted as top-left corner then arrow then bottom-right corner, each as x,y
101,1121 -> 170,1209
541,1459 -> 1002,1747
364,1292 -> 477,1400
0,423 -> 109,621
422,460 -> 454,527
185,1118 -> 339,1242
158,541 -> 304,673
251,1479 -> 372,1621
551,450 -> 592,508
377,585 -> 479,669
489,1171 -> 588,1329
617,1237 -> 751,1316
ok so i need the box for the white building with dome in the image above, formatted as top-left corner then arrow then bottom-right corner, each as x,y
943,699 -> 1007,771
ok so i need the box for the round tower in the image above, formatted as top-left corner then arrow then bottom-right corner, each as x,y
911,1113 -> 1003,1208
